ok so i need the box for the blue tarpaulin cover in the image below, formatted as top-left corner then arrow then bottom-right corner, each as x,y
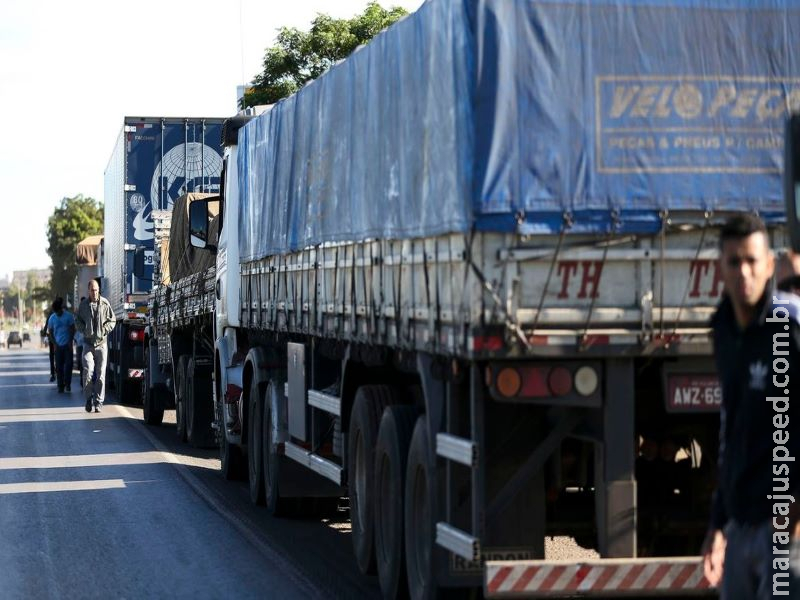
238,0 -> 800,261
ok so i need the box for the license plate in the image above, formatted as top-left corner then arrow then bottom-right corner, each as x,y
665,373 -> 721,412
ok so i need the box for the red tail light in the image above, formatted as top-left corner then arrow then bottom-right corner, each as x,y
490,364 -> 588,399
128,329 -> 144,342
548,367 -> 573,396
496,368 -> 522,398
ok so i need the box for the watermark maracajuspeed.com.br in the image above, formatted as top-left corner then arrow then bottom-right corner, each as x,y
767,296 -> 795,596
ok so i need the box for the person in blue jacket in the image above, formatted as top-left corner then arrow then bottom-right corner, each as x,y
702,214 -> 799,598
46,297 -> 75,393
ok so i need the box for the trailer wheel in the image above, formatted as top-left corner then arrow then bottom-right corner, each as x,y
220,429 -> 246,481
405,417 -> 438,600
175,355 -> 189,442
374,405 -> 418,600
248,377 -> 266,505
142,348 -> 164,426
186,358 -> 215,448
348,385 -> 392,575
142,380 -> 165,426
263,380 -> 291,516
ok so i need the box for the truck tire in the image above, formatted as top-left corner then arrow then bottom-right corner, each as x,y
142,381 -> 165,426
263,380 -> 291,516
374,405 -> 418,600
248,377 -> 266,505
142,348 -> 165,426
220,430 -> 246,481
348,385 -> 392,575
175,355 -> 189,443
405,417 -> 439,600
186,358 -> 215,448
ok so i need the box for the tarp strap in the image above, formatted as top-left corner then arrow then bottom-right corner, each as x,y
529,213 -> 572,337
467,234 -> 532,351
394,240 -> 403,346
350,245 -> 357,339
363,243 -> 373,340
460,232 -> 476,354
408,239 -> 416,345
313,245 -> 320,333
273,252 -> 282,327
333,246 -> 341,337
579,213 -> 618,350
658,211 -> 668,338
283,248 -> 291,331
672,214 -> 711,337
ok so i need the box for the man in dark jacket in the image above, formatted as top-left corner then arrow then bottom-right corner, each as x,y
75,281 -> 115,413
703,214 -> 800,598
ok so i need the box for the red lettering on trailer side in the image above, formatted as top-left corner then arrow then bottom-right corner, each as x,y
688,259 -> 724,299
710,261 -> 724,297
557,261 -> 579,298
577,261 -> 604,299
556,261 -> 604,299
688,260 -> 710,297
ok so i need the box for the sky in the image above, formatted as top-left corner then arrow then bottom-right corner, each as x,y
0,0 -> 425,283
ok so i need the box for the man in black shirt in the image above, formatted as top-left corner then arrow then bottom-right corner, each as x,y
703,214 -> 800,598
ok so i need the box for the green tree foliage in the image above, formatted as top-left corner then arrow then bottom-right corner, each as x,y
242,2 -> 408,107
1,277 -> 50,324
46,195 -> 103,302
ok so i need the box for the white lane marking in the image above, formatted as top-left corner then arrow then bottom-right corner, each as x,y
0,407 -> 108,414
0,371 -> 54,377
0,451 -> 173,470
0,384 -> 60,389
0,405 -> 122,423
0,479 -> 126,494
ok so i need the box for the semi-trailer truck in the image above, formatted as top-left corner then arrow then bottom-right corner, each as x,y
174,0 -> 797,596
103,117 -> 224,404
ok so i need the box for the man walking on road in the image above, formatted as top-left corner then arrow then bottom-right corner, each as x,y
46,297 -> 75,393
42,305 -> 56,381
702,214 -> 800,598
75,281 -> 115,413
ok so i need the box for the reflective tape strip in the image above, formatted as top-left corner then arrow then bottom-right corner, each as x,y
485,558 -> 710,597
127,369 -> 144,378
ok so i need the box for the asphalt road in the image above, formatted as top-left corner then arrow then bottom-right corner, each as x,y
0,345 -> 380,599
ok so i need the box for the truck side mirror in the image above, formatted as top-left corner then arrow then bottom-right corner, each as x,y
785,114 -> 800,252
189,199 -> 210,249
133,247 -> 146,278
